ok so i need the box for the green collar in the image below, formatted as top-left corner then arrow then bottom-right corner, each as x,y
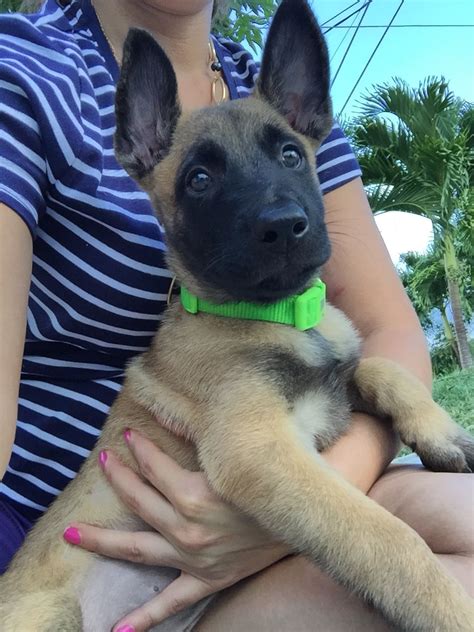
180,279 -> 326,331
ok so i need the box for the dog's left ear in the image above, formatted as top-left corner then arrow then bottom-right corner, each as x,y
257,0 -> 333,142
115,28 -> 181,180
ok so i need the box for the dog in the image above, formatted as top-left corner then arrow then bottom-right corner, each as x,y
1,1 -> 473,630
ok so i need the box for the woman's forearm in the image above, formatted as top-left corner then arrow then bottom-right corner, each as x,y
322,326 -> 432,493
322,412 -> 398,493
0,205 -> 32,479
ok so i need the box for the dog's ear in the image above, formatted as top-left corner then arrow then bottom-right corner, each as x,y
257,0 -> 333,141
115,28 -> 181,180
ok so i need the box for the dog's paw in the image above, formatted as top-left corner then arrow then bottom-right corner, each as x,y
411,432 -> 473,473
400,404 -> 474,473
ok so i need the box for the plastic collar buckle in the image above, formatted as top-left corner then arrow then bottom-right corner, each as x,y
294,280 -> 326,331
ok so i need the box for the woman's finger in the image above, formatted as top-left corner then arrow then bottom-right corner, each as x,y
98,451 -> 177,534
63,523 -> 180,568
124,430 -> 206,512
112,572 -> 216,632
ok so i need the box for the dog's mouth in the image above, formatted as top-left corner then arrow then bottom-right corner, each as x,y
225,261 -> 322,303
255,264 -> 318,297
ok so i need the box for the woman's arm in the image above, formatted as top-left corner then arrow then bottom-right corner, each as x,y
321,177 -> 432,492
0,204 -> 32,479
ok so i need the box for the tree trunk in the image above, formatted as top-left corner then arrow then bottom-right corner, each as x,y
440,306 -> 460,364
444,238 -> 473,369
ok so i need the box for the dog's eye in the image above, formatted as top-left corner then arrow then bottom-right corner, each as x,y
186,169 -> 212,193
281,145 -> 302,169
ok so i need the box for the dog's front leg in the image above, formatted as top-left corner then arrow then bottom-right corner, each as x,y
197,389 -> 474,632
353,357 -> 474,472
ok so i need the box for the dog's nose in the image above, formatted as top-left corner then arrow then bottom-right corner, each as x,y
254,202 -> 309,246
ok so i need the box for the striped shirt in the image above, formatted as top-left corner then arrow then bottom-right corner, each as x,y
0,0 -> 362,523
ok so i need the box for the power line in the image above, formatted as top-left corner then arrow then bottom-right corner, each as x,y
321,0 -> 361,27
327,24 -> 474,28
331,1 -> 371,88
330,9 -> 361,63
339,0 -> 405,116
323,2 -> 372,35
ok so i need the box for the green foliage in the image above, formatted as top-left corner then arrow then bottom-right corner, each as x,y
1,1 -> 277,49
0,0 -> 23,10
349,77 -> 474,368
351,78 -> 474,230
398,366 -> 473,457
433,368 -> 474,434
213,1 -> 278,50
431,339 -> 474,377
399,249 -> 446,328
431,340 -> 460,376
399,245 -> 472,329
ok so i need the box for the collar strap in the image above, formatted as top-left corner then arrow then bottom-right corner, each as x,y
180,280 -> 326,331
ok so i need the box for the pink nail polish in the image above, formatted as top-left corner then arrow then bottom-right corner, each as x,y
63,526 -> 81,545
116,626 -> 135,632
124,428 -> 132,444
99,450 -> 108,468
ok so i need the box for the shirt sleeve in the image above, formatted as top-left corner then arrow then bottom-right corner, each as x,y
0,15 -> 83,237
316,123 -> 362,195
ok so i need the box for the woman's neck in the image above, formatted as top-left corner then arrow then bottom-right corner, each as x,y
92,0 -> 213,76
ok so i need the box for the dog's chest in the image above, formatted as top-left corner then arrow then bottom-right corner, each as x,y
254,327 -> 359,453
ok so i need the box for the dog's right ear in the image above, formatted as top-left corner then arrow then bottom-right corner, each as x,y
256,0 -> 333,142
115,28 -> 181,180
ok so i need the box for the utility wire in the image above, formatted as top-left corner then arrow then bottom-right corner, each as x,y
331,1 -> 371,87
328,24 -> 474,28
330,9 -> 361,63
323,2 -> 372,35
321,0 -> 361,27
339,0 -> 405,116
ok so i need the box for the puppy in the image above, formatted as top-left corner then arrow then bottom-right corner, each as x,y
1,1 -> 473,630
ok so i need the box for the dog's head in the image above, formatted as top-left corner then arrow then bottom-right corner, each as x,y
115,0 -> 333,303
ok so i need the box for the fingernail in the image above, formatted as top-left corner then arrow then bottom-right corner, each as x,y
124,428 -> 132,444
99,450 -> 108,468
63,526 -> 81,545
116,626 -> 135,632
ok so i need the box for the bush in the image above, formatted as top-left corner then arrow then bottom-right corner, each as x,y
433,368 -> 474,434
430,338 -> 474,377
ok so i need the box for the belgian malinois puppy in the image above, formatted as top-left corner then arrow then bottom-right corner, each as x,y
1,1 -> 473,630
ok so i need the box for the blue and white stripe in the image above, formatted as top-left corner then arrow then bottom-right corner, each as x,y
0,0 -> 361,523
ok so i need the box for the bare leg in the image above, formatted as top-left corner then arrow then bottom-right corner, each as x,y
196,467 -> 473,631
196,555 -> 395,631
370,465 -> 474,597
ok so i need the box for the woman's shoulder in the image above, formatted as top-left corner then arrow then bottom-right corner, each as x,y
0,9 -> 82,86
214,35 -> 259,96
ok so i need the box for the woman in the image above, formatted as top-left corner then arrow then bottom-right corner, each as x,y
0,1 -> 472,631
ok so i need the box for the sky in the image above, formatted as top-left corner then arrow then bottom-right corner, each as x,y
313,0 -> 474,118
311,0 -> 473,263
251,0 -> 473,263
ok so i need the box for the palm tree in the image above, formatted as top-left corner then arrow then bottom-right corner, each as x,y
350,78 -> 473,368
399,247 -> 472,364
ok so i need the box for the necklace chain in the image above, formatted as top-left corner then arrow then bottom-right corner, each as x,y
95,10 -> 228,106
208,37 -> 228,105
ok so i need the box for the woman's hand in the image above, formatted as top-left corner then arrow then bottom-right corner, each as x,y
67,430 -> 288,632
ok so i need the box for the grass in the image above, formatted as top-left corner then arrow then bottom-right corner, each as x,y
433,368 -> 474,434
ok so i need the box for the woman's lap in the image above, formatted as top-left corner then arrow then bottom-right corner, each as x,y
369,464 -> 474,557
0,500 -> 32,574
1,465 -> 472,629
197,465 -> 474,630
